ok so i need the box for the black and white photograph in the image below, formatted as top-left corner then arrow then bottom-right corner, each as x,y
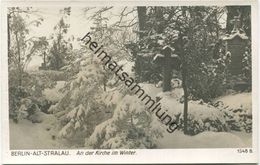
6,5 -> 253,149
1,1 -> 258,164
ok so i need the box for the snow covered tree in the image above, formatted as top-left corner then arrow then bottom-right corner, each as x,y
49,7 -> 162,147
128,6 -> 231,134
242,44 -> 251,85
47,7 -> 74,70
85,92 -> 162,149
49,56 -> 111,146
8,7 -> 52,122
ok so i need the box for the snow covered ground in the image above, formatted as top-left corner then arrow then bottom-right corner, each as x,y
9,81 -> 252,149
214,92 -> 252,114
157,130 -> 250,148
155,91 -> 252,148
9,80 -> 69,149
10,113 -> 64,149
10,116 -> 250,149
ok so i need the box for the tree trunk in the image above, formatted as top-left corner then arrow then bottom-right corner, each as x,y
182,65 -> 189,134
137,7 -> 146,38
214,12 -> 219,39
136,7 -> 147,83
43,51 -> 46,66
15,31 -> 22,86
179,30 -> 189,135
155,7 -> 164,33
162,53 -> 172,92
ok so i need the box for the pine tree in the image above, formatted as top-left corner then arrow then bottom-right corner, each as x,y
49,56 -> 111,144
85,94 -> 162,149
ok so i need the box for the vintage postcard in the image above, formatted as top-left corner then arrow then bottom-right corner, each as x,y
0,0 -> 258,164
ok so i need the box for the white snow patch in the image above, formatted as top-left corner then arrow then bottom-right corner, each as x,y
215,92 -> 252,114
153,53 -> 165,61
158,131 -> 246,148
117,59 -> 134,75
223,31 -> 248,40
43,81 -> 66,102
138,83 -> 162,97
10,113 -> 64,149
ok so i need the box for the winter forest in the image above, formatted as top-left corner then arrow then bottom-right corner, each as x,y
8,6 -> 252,149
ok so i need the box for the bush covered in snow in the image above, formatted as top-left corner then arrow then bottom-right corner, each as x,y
49,57 -> 160,148
157,92 -> 229,135
213,93 -> 252,133
85,94 -> 162,149
49,58 -> 119,146
156,90 -> 252,135
9,71 -> 56,123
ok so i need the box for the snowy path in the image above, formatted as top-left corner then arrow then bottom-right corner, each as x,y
10,79 -> 68,149
157,131 -> 250,148
9,113 -> 64,149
